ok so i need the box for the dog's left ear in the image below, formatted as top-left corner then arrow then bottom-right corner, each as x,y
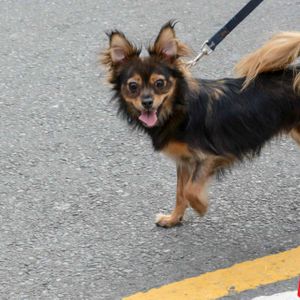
149,21 -> 191,60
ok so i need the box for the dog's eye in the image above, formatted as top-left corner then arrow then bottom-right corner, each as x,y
128,82 -> 138,93
154,79 -> 165,89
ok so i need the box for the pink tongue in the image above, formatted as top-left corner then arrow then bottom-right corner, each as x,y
138,111 -> 158,127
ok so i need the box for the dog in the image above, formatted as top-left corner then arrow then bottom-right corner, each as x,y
101,21 -> 300,228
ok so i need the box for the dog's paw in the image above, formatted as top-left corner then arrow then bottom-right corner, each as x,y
155,213 -> 182,228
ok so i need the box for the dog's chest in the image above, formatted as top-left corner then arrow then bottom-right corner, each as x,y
161,141 -> 206,162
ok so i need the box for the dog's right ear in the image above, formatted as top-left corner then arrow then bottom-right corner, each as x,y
101,31 -> 140,68
149,20 -> 191,62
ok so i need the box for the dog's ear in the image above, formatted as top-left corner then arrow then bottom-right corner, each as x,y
101,31 -> 140,68
149,21 -> 191,60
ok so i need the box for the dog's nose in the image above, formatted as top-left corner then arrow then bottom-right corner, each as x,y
142,96 -> 153,109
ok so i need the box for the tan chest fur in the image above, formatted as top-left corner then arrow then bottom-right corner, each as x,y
162,141 -> 207,162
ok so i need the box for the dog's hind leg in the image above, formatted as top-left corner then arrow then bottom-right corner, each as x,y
155,162 -> 191,228
291,126 -> 300,146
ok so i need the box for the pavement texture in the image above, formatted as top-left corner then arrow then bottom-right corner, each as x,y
0,1 -> 299,299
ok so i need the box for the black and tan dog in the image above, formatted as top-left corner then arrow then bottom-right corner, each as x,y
101,21 -> 300,227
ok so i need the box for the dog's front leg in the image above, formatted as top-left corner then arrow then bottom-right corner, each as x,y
155,162 -> 192,228
183,160 -> 216,216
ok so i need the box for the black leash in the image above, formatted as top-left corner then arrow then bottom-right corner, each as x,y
188,0 -> 264,67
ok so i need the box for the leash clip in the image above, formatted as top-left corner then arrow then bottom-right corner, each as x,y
186,0 -> 265,68
187,40 -> 213,68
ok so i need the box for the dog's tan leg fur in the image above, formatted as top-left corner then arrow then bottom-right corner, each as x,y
184,180 -> 209,216
183,161 -> 214,216
156,163 -> 191,227
291,126 -> 300,145
156,159 -> 218,227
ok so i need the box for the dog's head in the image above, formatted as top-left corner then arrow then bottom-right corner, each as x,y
101,21 -> 193,128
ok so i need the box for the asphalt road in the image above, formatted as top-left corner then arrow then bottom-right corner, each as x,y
0,1 -> 299,299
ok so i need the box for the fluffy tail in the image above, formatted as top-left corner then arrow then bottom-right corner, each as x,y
235,32 -> 300,92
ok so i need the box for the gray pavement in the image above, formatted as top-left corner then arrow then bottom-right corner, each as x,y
0,1 -> 299,299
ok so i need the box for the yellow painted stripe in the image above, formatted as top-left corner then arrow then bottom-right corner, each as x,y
124,245 -> 300,300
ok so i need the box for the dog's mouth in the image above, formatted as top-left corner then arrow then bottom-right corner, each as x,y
138,97 -> 168,127
138,110 -> 158,128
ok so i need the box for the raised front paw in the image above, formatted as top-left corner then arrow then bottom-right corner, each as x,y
155,213 -> 182,228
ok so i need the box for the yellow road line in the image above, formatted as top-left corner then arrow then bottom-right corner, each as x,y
124,245 -> 300,300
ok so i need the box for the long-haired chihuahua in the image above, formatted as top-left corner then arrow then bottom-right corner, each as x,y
101,21 -> 300,228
